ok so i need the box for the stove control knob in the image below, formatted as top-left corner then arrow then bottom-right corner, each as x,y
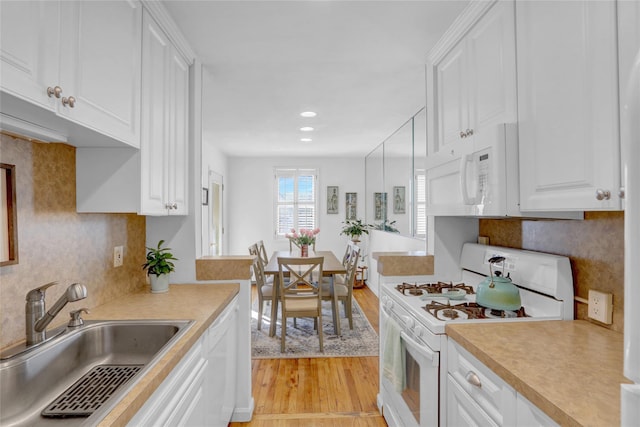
401,316 -> 415,329
413,325 -> 424,337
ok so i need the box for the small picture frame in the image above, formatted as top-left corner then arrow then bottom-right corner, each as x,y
327,186 -> 339,214
374,192 -> 387,220
201,187 -> 209,206
345,192 -> 357,220
393,186 -> 406,214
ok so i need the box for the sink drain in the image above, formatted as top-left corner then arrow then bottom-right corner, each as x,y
42,364 -> 142,418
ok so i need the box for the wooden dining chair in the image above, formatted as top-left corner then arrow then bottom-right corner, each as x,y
250,244 -> 274,330
322,243 -> 360,330
257,240 -> 269,266
277,256 -> 324,352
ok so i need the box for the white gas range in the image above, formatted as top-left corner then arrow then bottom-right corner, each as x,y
378,243 -> 574,427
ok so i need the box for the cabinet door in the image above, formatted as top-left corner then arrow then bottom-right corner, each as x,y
433,41 -> 469,156
58,1 -> 141,147
0,1 -> 59,110
167,49 -> 189,215
447,375 -> 499,427
516,394 -> 560,427
140,10 -> 170,215
516,1 -> 620,211
466,0 -> 516,152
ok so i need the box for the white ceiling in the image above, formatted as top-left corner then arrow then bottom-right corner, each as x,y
162,0 -> 469,158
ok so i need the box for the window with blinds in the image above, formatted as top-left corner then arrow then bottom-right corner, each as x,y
415,171 -> 427,237
275,168 -> 318,237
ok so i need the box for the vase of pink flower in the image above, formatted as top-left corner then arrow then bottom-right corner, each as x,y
286,228 -> 320,257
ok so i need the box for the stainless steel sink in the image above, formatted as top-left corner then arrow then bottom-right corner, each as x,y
0,319 -> 194,427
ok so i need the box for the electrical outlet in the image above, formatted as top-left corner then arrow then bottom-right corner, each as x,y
113,246 -> 124,267
588,289 -> 613,324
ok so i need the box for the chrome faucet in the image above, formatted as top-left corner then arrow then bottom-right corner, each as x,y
25,282 -> 87,345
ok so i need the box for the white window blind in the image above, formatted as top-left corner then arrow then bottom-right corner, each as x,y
275,168 -> 318,237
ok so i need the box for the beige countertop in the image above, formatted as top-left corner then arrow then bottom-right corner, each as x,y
371,251 -> 434,276
82,283 -> 240,427
446,320 -> 631,427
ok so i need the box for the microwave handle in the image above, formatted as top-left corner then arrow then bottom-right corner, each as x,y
460,154 -> 476,205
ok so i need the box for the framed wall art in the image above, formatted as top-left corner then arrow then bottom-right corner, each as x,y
345,192 -> 357,220
327,186 -> 339,214
393,186 -> 405,214
374,192 -> 387,220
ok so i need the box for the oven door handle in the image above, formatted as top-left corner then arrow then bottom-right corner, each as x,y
400,331 -> 439,367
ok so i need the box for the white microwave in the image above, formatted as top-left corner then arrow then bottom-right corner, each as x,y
425,123 -> 516,216
424,123 -> 581,218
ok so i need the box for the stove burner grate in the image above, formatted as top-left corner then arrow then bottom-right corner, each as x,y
396,281 -> 475,296
423,300 -> 529,321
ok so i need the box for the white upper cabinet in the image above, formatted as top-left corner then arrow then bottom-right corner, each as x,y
140,10 -> 189,215
57,1 -> 142,147
516,0 -> 621,211
76,8 -> 190,216
0,0 -> 142,148
427,0 -> 516,163
0,1 -> 60,111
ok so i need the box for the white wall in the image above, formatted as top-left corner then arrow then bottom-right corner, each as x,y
226,156 -> 365,257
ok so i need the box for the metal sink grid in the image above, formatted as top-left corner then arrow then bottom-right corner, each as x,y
41,364 -> 142,418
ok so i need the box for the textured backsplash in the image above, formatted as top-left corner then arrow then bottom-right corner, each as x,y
0,134 -> 147,348
479,212 -> 625,332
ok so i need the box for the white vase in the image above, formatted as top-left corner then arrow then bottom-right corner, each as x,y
150,274 -> 170,293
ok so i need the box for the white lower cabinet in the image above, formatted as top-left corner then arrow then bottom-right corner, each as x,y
447,339 -> 559,427
128,339 -> 207,426
205,295 -> 238,426
516,394 -> 559,427
447,340 -> 516,426
129,296 -> 239,426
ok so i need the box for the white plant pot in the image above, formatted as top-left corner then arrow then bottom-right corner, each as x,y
149,274 -> 170,293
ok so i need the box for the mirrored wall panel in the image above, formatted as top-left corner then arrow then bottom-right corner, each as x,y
365,108 -> 427,239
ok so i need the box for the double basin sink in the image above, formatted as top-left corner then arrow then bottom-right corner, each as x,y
0,319 -> 194,426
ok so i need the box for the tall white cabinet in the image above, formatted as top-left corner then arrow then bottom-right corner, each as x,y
140,10 -> 189,215
0,0 -> 142,147
76,8 -> 190,216
516,0 -> 621,211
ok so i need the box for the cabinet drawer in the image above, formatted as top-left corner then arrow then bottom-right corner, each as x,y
447,340 -> 516,425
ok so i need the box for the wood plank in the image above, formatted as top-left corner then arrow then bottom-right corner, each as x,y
234,284 -> 386,426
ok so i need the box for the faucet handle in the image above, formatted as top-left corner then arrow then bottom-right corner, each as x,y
68,308 -> 90,327
26,281 -> 58,302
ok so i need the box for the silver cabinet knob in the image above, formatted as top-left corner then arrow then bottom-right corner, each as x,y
465,371 -> 482,388
165,203 -> 178,210
171,203 -> 178,209
619,187 -> 625,199
460,131 -> 466,138
595,189 -> 611,200
47,86 -> 62,98
61,96 -> 76,108
466,129 -> 474,136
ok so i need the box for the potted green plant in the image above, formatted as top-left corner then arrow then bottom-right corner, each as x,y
142,240 -> 178,293
340,219 -> 371,242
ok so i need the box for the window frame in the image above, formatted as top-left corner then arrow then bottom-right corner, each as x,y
274,168 -> 319,238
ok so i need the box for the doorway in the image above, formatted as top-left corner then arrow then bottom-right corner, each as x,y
203,170 -> 224,256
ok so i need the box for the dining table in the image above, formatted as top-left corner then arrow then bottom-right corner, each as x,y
264,250 -> 347,338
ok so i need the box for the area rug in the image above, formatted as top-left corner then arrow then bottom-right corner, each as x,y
251,298 -> 379,359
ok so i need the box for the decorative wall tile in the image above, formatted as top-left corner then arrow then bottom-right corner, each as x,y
0,134 -> 147,348
479,212 -> 624,332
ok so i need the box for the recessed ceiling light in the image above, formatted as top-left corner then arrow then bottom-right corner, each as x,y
300,138 -> 312,142
300,126 -> 314,132
300,111 -> 317,118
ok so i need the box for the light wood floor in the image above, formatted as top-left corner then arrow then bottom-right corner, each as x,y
230,285 -> 387,427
